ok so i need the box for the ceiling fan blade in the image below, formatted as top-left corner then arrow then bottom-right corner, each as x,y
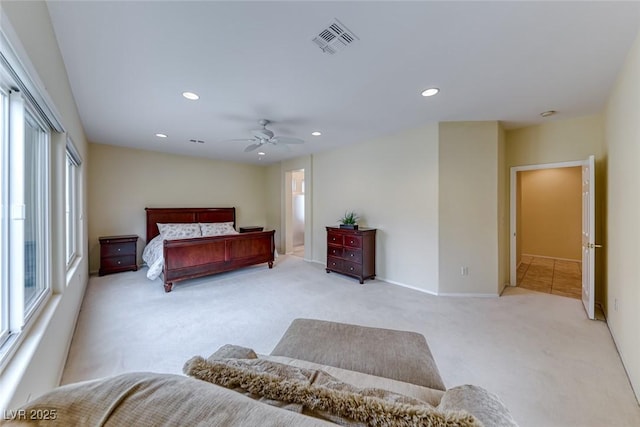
272,136 -> 304,145
244,143 -> 262,152
272,142 -> 291,151
219,138 -> 255,143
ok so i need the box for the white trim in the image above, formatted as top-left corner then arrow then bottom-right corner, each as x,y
311,260 -> 500,297
377,276 -> 439,296
0,12 -> 64,132
66,135 -> 82,166
509,159 -> 586,288
437,292 -> 500,298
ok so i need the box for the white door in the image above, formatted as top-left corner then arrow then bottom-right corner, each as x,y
581,155 -> 596,319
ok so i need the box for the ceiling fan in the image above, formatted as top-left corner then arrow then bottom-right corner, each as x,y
226,119 -> 305,152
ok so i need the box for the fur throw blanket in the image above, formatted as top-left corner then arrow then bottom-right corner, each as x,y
184,356 -> 482,427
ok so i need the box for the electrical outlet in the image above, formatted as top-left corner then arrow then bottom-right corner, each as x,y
460,266 -> 469,276
614,298 -> 619,311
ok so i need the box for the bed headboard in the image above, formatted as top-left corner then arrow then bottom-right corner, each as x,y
145,207 -> 236,242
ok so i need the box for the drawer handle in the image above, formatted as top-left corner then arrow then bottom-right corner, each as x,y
350,253 -> 354,257
332,262 -> 336,266
350,240 -> 354,244
117,248 -> 121,252
349,267 -> 354,271
117,261 -> 121,265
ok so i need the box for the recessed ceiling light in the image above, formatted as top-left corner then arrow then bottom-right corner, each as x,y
182,91 -> 199,100
421,87 -> 440,97
155,133 -> 167,138
311,131 -> 322,136
540,110 -> 557,118
257,152 -> 266,156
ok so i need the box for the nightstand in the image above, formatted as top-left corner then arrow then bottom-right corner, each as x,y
239,226 -> 264,233
99,235 -> 138,276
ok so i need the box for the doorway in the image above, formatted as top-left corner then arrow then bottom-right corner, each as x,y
285,169 -> 305,257
514,166 -> 582,299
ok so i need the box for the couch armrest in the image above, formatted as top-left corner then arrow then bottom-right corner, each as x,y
438,384 -> 518,427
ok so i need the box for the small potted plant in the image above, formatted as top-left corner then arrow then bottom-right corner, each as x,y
338,211 -> 360,230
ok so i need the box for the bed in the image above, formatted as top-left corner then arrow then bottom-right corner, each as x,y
143,207 -> 275,292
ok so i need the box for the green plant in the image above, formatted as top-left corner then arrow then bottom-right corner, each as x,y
339,211 -> 360,225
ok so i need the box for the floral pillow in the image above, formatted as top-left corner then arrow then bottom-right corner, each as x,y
200,222 -> 238,236
157,223 -> 202,240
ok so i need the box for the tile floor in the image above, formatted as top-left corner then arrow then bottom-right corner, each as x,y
517,255 -> 582,299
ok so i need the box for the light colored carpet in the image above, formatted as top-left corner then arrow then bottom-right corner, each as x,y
62,256 -> 640,427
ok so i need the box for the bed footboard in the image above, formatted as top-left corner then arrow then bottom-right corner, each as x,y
162,230 -> 275,292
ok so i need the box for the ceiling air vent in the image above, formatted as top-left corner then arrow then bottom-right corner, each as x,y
312,19 -> 359,55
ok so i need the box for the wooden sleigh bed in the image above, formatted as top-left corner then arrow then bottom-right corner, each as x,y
146,207 -> 275,292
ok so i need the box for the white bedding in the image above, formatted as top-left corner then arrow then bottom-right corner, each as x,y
142,235 -> 164,280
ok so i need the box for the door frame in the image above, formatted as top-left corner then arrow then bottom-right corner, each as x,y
509,160 -> 585,289
284,168 -> 305,255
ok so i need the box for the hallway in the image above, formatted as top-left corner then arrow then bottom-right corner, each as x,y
517,256 -> 582,299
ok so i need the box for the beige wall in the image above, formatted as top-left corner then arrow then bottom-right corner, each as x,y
605,29 -> 640,403
506,114 -> 606,300
519,168 -> 582,260
0,0 -> 90,410
312,124 -> 439,293
87,143 -> 268,272
439,122 -> 501,295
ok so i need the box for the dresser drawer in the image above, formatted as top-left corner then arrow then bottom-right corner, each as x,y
101,255 -> 136,270
101,241 -> 135,257
344,235 -> 362,248
343,248 -> 361,263
342,261 -> 362,276
326,257 -> 343,271
327,246 -> 343,258
327,232 -> 343,246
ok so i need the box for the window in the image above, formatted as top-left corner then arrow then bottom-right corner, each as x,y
22,108 -> 49,315
65,138 -> 81,268
0,85 -> 8,347
0,17 -> 64,361
0,86 -> 52,350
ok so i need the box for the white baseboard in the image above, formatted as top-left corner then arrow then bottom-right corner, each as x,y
309,259 -> 501,298
436,292 -> 500,298
378,277 -> 439,296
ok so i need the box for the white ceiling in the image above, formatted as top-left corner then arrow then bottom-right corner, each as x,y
46,1 -> 640,165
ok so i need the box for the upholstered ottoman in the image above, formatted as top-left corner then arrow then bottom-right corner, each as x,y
270,318 -> 446,391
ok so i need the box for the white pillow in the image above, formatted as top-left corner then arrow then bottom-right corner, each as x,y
157,223 -> 201,240
200,222 -> 239,236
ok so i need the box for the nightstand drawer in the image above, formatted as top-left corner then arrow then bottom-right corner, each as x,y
101,255 -> 136,270
101,241 -> 135,257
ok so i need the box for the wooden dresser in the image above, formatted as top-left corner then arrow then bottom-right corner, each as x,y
326,227 -> 376,284
99,235 -> 138,276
